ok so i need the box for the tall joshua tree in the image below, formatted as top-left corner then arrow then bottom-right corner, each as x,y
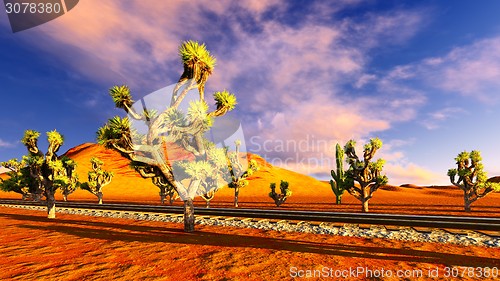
21,130 -> 78,218
448,150 -> 500,212
227,140 -> 259,207
329,143 -> 351,205
343,138 -> 388,213
97,40 -> 238,232
80,157 -> 114,204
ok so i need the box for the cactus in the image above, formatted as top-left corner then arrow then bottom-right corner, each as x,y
448,150 -> 500,212
269,180 -> 292,207
329,143 -> 350,204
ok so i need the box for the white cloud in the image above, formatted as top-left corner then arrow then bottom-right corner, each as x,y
382,36 -> 500,103
0,139 -> 16,148
384,163 -> 445,186
421,107 -> 467,130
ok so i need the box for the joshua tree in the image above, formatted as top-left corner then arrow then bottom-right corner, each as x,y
21,130 -> 78,218
80,157 -> 114,204
227,140 -> 259,207
448,150 -> 500,212
269,180 -> 292,207
97,40 -> 238,232
329,143 -> 351,205
60,173 -> 79,202
152,174 -> 178,205
200,190 -> 216,208
0,158 -> 40,200
129,162 -> 178,204
343,138 -> 388,213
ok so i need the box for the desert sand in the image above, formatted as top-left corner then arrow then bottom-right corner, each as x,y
1,143 -> 500,280
1,207 -> 500,281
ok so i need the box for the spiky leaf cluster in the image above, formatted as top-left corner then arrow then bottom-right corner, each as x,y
179,40 -> 216,71
448,150 -> 500,192
214,90 -> 237,111
109,85 -> 134,110
97,116 -> 134,152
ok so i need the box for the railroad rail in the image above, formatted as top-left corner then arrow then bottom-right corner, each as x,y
1,199 -> 499,232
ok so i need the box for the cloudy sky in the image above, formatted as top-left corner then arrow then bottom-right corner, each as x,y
1,0 -> 500,185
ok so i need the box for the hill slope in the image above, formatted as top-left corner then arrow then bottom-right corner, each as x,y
61,143 -> 332,203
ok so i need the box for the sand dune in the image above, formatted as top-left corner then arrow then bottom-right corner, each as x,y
61,143 -> 332,202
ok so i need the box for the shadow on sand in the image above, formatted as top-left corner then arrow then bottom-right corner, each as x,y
2,212 -> 500,267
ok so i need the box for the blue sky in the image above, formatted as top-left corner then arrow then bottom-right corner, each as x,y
1,0 -> 500,185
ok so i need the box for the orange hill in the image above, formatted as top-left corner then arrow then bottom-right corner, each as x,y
60,143 -> 332,203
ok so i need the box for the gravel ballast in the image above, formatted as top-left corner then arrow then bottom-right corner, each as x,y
4,204 -> 499,247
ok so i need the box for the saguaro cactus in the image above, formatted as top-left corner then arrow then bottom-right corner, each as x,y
269,180 -> 292,207
344,138 -> 388,213
448,150 -> 500,212
80,157 -> 113,204
329,143 -> 351,204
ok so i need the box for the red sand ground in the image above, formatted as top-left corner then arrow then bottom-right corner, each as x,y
1,207 -> 500,281
2,143 -> 500,280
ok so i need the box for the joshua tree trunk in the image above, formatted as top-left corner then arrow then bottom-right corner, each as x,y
464,191 -> 473,212
361,199 -> 369,213
46,189 -> 56,219
335,195 -> 342,205
234,188 -> 239,207
184,199 -> 195,232
97,192 -> 103,205
63,194 -> 68,202
34,192 -> 42,202
160,191 -> 166,205
169,195 -> 174,205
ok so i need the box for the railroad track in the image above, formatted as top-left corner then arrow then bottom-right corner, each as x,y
1,199 -> 500,233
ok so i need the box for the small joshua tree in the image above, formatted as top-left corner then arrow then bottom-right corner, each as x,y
0,158 -> 40,200
227,140 -> 259,207
344,138 -> 388,213
60,173 -> 79,202
329,143 -> 351,205
21,130 -> 78,218
80,157 -> 113,204
269,180 -> 291,207
448,150 -> 500,212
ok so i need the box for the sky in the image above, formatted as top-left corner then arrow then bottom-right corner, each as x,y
1,0 -> 500,185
